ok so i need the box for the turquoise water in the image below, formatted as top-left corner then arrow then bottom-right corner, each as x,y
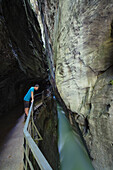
57,103 -> 94,170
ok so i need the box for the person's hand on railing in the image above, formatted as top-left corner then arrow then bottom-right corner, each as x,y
31,99 -> 34,103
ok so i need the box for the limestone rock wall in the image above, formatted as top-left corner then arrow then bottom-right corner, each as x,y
38,0 -> 113,169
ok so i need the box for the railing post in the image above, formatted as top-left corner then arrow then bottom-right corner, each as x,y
31,103 -> 34,139
25,141 -> 28,170
23,138 -> 26,170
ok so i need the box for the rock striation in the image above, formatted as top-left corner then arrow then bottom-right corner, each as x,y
37,0 -> 113,169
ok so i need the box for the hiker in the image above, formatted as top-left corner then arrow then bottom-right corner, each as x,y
24,84 -> 39,118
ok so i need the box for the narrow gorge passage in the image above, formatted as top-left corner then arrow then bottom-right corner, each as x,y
0,105 -> 24,170
1,0 -> 113,169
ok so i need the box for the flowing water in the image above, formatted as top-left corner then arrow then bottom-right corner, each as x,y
57,103 -> 94,170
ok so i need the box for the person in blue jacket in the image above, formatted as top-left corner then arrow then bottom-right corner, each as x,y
24,84 -> 39,117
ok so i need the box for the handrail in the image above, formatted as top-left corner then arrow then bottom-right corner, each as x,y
23,89 -> 53,170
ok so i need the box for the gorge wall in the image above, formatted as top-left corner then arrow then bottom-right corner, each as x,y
37,0 -> 113,169
1,0 -> 113,169
0,3 -> 27,114
0,0 -> 48,115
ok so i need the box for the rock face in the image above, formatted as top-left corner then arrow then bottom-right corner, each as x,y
37,0 -> 113,169
1,0 -> 113,168
0,4 -> 27,115
0,0 -> 48,115
2,0 -> 48,79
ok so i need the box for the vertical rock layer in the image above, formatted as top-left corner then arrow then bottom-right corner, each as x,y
38,0 -> 113,169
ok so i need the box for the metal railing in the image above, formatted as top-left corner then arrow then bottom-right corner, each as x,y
23,89 -> 53,170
